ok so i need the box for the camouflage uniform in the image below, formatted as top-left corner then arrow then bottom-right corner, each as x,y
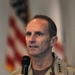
11,55 -> 75,75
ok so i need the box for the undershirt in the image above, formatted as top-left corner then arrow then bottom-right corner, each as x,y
32,65 -> 51,75
32,53 -> 55,75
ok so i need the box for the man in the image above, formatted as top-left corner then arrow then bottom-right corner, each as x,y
11,15 -> 75,75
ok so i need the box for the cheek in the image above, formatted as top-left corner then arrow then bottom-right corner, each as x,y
25,38 -> 29,45
39,39 -> 51,48
38,40 -> 50,53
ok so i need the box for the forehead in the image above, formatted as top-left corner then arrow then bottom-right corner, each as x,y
26,18 -> 49,32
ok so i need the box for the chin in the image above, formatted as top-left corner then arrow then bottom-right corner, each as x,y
29,52 -> 39,57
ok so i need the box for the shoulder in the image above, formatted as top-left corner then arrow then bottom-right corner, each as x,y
11,68 -> 21,75
55,56 -> 75,75
66,63 -> 75,75
11,62 -> 32,75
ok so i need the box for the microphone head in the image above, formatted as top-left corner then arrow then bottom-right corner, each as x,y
22,56 -> 30,67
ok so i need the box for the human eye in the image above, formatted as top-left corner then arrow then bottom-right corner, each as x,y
35,32 -> 43,36
25,32 -> 31,36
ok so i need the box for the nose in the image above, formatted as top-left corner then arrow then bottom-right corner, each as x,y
29,35 -> 36,44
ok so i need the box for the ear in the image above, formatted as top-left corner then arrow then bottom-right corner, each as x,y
50,36 -> 58,47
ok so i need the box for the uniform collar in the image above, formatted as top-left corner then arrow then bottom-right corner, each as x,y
28,53 -> 67,75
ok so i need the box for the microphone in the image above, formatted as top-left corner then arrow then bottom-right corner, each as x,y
21,56 -> 30,75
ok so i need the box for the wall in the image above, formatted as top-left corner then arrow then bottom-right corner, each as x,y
0,0 -> 10,75
60,0 -> 75,65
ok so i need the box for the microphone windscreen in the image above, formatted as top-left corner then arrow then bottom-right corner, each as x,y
22,56 -> 30,66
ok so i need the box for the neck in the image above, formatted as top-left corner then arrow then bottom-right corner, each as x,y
31,52 -> 53,70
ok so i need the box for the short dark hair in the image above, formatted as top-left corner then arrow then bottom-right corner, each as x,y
33,15 -> 57,37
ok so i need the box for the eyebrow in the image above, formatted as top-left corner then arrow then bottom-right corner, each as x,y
35,31 -> 43,35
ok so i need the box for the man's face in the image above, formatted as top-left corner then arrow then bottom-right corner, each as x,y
25,18 -> 52,57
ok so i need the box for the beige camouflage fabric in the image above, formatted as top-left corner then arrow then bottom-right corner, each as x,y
11,56 -> 75,75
